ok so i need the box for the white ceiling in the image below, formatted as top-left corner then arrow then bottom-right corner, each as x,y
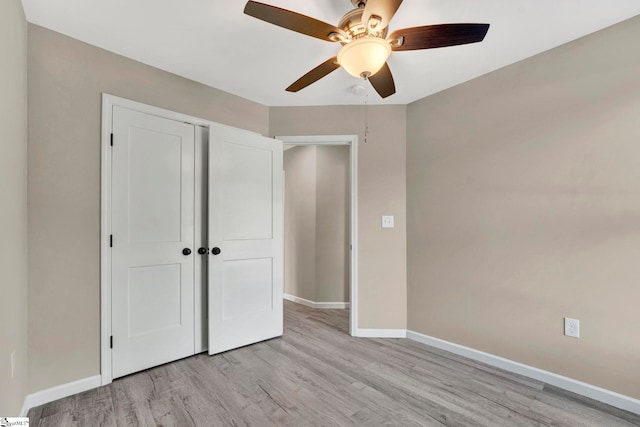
21,0 -> 640,107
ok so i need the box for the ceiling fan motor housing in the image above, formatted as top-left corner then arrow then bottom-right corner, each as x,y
338,7 -> 388,43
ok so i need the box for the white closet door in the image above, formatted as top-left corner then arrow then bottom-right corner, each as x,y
208,125 -> 283,355
111,106 -> 195,378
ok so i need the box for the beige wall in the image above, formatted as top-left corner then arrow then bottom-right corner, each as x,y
284,145 -> 317,301
407,15 -> 640,399
284,145 -> 350,303
27,24 -> 270,393
271,106 -> 407,329
315,145 -> 350,303
0,0 -> 29,415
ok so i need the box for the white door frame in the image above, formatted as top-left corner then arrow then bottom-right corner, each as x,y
277,135 -> 359,336
100,94 -> 260,385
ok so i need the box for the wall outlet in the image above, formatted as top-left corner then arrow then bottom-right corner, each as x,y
11,349 -> 16,379
382,215 -> 395,228
564,318 -> 580,338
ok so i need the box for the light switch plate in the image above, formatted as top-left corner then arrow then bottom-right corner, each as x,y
564,318 -> 580,338
382,215 -> 394,228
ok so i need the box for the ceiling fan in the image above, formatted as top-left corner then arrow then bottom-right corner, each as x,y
244,0 -> 490,98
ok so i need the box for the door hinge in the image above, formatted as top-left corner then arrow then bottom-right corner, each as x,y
110,235 -> 113,247
110,336 -> 113,349
110,133 -> 113,146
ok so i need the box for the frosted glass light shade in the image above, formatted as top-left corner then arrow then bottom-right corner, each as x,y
337,37 -> 391,78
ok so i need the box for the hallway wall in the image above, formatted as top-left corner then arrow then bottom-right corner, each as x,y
284,145 -> 350,304
284,146 -> 317,302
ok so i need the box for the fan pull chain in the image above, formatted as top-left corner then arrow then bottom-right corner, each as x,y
364,77 -> 369,144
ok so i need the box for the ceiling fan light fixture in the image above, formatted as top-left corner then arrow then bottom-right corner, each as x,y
243,1 -> 490,98
337,37 -> 391,79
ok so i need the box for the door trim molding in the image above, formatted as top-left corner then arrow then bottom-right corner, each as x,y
101,94 -> 238,385
276,135 -> 359,336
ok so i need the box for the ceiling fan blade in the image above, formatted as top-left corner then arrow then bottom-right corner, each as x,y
362,0 -> 403,31
389,23 -> 490,51
286,57 -> 340,92
244,1 -> 344,42
368,62 -> 395,98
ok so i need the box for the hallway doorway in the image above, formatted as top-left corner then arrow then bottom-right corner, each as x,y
278,135 -> 358,336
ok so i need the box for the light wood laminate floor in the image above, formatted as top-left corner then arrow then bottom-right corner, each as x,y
29,301 -> 640,426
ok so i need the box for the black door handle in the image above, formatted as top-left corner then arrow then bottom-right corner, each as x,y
197,247 -> 208,255
182,248 -> 192,256
211,247 -> 221,255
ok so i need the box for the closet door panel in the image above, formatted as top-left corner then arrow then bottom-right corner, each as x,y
111,106 -> 195,378
208,125 -> 283,354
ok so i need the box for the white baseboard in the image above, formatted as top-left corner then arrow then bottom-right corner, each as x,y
407,330 -> 640,415
284,293 -> 349,309
315,301 -> 350,309
356,329 -> 407,338
20,375 -> 101,417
